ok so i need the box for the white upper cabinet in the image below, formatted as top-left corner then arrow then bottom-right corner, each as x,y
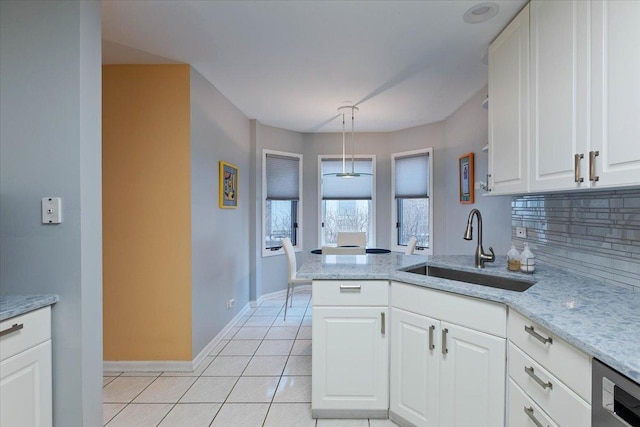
590,0 -> 640,188
489,0 -> 640,194
488,4 -> 529,195
529,0 -> 590,192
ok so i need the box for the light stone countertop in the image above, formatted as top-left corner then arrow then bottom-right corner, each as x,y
297,253 -> 640,383
0,295 -> 59,322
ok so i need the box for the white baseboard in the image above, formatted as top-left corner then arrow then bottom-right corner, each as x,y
103,302 -> 253,373
103,286 -> 312,373
250,284 -> 312,307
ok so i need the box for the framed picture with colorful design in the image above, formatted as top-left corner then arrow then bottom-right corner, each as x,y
459,152 -> 474,204
219,161 -> 238,209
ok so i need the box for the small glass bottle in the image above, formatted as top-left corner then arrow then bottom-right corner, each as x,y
520,242 -> 535,273
507,245 -> 521,271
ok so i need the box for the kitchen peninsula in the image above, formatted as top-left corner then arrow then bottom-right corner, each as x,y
297,253 -> 640,425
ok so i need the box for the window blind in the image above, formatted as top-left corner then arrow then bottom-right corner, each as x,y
395,153 -> 429,198
322,158 -> 373,200
266,154 -> 300,200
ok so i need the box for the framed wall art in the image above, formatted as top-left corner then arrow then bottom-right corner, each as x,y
459,152 -> 474,204
219,161 -> 238,209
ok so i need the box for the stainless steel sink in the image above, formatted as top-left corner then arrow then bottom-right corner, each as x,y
405,265 -> 535,292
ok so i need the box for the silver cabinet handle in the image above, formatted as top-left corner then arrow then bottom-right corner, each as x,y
524,325 -> 553,345
339,284 -> 361,292
0,323 -> 24,337
442,328 -> 448,355
525,366 -> 553,390
589,150 -> 600,182
574,153 -> 584,183
381,312 -> 385,335
524,407 -> 546,427
429,325 -> 435,351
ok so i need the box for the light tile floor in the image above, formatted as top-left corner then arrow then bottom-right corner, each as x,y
103,289 -> 399,426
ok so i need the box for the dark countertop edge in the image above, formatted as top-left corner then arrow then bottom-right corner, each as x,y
300,256 -> 640,384
0,295 -> 59,322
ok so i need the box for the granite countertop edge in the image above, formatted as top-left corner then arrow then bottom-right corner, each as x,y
0,295 -> 59,322
298,253 -> 640,383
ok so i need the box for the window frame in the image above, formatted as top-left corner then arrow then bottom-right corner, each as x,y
262,149 -> 303,257
391,148 -> 433,254
317,154 -> 377,247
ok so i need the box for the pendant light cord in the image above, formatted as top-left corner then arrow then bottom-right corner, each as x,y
342,112 -> 346,174
351,107 -> 355,174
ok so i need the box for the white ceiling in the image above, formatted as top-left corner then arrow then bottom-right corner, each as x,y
102,0 -> 527,133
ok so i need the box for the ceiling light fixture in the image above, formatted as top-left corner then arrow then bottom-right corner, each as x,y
324,103 -> 371,178
463,2 -> 499,24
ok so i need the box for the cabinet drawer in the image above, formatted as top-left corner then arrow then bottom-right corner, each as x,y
509,343 -> 590,427
0,307 -> 51,361
508,310 -> 591,402
391,281 -> 506,338
509,378 -> 558,427
313,280 -> 388,306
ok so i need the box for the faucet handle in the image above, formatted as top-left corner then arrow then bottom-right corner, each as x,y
480,247 -> 495,263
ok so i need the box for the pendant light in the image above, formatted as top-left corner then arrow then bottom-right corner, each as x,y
324,103 -> 371,178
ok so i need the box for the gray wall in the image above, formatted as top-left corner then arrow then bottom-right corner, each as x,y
442,88 -> 513,255
0,1 -> 103,426
190,68 -> 251,356
253,88 -> 514,300
252,123 -> 305,297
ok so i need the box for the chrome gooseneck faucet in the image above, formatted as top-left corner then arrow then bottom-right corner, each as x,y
463,209 -> 496,268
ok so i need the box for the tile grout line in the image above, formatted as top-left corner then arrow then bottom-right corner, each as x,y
262,293 -> 312,427
103,293 -> 315,426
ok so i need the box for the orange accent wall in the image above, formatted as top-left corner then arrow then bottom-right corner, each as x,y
102,65 -> 192,361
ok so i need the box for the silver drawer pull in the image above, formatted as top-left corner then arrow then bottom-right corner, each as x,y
525,366 -> 553,390
574,153 -> 584,183
0,323 -> 24,337
339,284 -> 361,292
381,312 -> 385,335
589,150 -> 600,182
428,325 -> 435,351
442,328 -> 448,355
524,325 -> 553,345
524,406 -> 546,427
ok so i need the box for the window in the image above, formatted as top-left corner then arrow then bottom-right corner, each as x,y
392,148 -> 432,254
263,150 -> 302,256
319,156 -> 375,247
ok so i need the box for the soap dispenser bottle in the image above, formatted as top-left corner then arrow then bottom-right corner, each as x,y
507,245 -> 521,271
520,243 -> 535,273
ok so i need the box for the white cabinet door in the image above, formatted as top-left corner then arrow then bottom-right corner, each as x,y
529,0 -> 590,192
0,340 -> 52,427
591,0 -> 640,188
440,323 -> 506,427
488,4 -> 529,195
312,307 -> 389,412
390,308 -> 439,427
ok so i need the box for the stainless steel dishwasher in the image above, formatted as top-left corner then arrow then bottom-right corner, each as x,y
592,359 -> 640,427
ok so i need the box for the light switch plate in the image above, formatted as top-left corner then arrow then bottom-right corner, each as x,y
42,197 -> 62,224
516,227 -> 526,238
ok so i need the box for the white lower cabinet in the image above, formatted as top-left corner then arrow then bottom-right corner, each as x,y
312,280 -> 389,418
390,282 -> 507,427
508,378 -> 559,427
0,307 -> 53,427
507,310 -> 592,427
390,308 -> 440,426
440,322 -> 506,427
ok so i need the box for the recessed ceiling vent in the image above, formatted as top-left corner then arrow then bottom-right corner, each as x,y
463,2 -> 500,24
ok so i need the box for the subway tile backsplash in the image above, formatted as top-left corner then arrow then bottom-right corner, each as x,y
512,189 -> 640,291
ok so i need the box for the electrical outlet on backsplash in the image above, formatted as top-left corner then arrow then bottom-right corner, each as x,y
511,188 -> 640,291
